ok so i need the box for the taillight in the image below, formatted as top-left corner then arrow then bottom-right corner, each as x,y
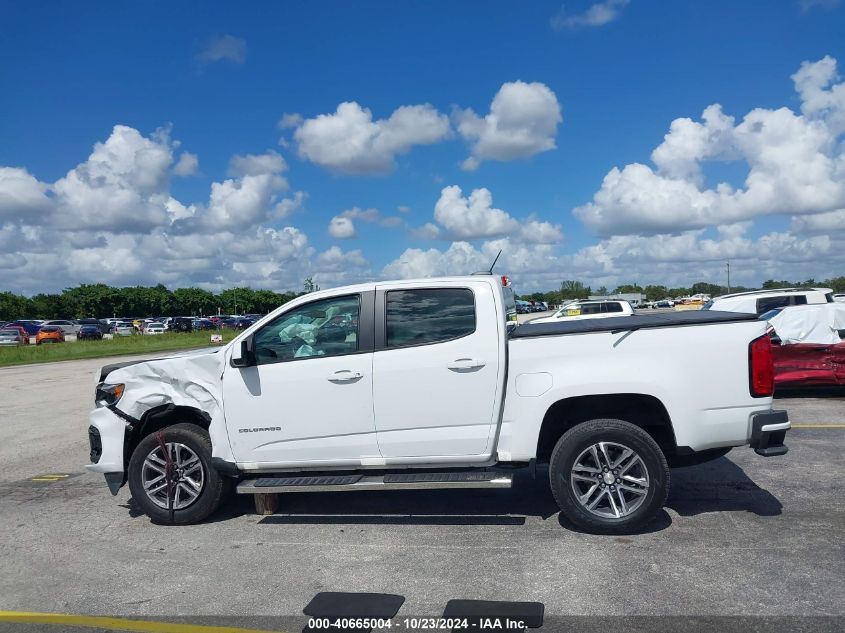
749,334 -> 774,397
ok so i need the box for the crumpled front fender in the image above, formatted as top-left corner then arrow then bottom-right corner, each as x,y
104,348 -> 236,464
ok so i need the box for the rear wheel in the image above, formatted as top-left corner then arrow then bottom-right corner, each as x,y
550,419 -> 669,534
128,423 -> 229,524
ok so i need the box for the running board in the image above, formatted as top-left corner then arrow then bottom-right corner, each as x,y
236,471 -> 513,494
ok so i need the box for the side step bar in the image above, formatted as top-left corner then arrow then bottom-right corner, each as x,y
236,471 -> 513,494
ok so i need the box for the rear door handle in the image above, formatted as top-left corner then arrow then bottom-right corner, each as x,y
327,370 -> 364,383
447,358 -> 486,371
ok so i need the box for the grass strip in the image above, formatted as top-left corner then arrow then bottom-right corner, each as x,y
0,331 -> 235,367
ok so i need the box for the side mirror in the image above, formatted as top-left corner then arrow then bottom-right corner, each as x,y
230,338 -> 255,368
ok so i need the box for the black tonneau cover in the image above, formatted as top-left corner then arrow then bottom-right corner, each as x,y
511,309 -> 757,339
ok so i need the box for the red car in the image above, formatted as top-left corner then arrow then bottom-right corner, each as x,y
773,344 -> 845,386
766,304 -> 845,387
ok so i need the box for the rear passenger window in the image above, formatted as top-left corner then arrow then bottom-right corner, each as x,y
756,296 -> 791,314
580,303 -> 602,315
605,302 -> 623,313
756,295 -> 808,314
386,288 -> 475,348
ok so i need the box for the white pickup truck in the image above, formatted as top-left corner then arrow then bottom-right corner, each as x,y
87,275 -> 789,533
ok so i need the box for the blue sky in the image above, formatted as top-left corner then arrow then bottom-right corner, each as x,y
1,0 -> 844,294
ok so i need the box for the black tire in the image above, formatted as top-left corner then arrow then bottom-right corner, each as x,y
128,423 -> 229,525
550,418 -> 669,535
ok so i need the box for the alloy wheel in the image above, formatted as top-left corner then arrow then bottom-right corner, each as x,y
141,442 -> 205,510
570,441 -> 650,518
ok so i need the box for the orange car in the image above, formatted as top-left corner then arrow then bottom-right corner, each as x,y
35,326 -> 65,344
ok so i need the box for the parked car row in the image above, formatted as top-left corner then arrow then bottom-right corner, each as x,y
515,300 -> 548,314
0,324 -> 66,345
639,299 -> 676,309
529,299 -> 635,324
0,313 -> 269,346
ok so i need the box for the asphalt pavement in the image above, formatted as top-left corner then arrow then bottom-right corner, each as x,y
0,346 -> 843,632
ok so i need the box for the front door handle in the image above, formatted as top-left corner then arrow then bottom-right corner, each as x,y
447,358 -> 486,371
327,370 -> 364,383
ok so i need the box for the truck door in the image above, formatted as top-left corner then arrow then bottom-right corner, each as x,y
372,282 -> 503,459
222,291 -> 380,466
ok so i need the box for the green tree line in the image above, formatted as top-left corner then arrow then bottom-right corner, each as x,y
3,275 -> 842,321
0,284 -> 300,321
519,277 -> 845,305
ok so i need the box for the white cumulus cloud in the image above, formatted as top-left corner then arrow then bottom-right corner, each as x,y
197,34 -> 246,64
338,206 -> 404,228
434,185 -> 520,239
328,216 -> 357,239
574,56 -> 845,236
792,55 -> 845,135
0,124 -> 369,294
228,150 -> 288,179
292,102 -> 450,174
0,167 -> 53,221
455,81 -> 562,171
551,0 -> 630,31
430,185 -> 562,243
173,152 -> 199,176
51,125 -> 176,232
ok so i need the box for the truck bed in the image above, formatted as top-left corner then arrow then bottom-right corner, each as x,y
512,310 -> 757,338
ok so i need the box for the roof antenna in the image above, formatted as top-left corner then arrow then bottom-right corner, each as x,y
472,249 -> 503,275
487,249 -> 502,274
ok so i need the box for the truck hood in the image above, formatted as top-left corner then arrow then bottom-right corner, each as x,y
98,346 -> 221,382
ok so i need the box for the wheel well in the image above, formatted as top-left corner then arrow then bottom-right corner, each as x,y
535,394 -> 676,462
124,405 -> 210,468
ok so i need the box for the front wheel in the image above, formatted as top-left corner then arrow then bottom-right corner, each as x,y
550,419 -> 669,534
128,423 -> 229,524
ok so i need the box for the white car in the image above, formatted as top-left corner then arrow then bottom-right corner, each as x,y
704,287 -> 834,315
87,275 -> 788,534
113,322 -> 135,337
143,323 -> 166,335
529,299 -> 634,324
834,293 -> 845,304
42,319 -> 80,336
0,328 -> 26,346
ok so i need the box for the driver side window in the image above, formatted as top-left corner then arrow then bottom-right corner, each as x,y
253,295 -> 360,365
